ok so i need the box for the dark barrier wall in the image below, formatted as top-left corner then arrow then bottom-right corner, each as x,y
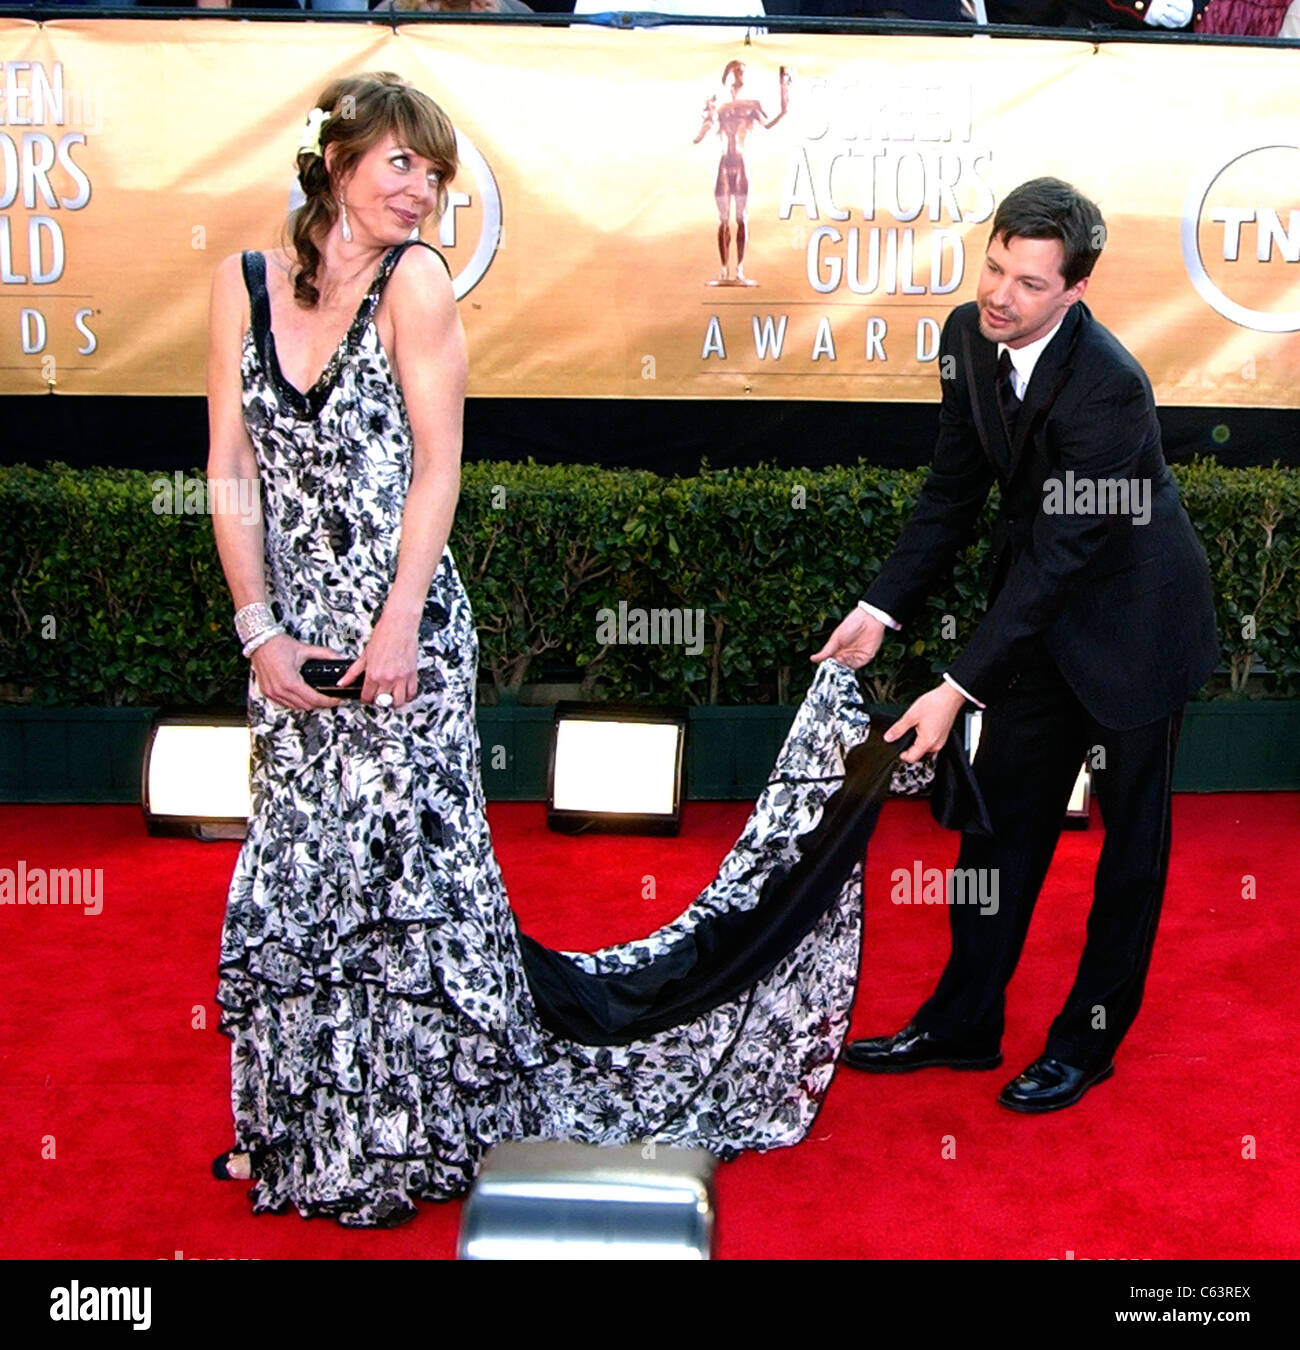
1,396 -> 1295,474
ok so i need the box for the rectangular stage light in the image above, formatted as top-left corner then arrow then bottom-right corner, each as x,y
142,711 -> 250,839
547,703 -> 686,836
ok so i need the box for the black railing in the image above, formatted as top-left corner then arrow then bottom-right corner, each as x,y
0,8 -> 1295,49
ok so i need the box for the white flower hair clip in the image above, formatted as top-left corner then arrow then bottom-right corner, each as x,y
299,107 -> 329,159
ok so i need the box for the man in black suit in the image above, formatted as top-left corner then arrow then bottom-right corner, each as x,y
814,177 -> 1219,1112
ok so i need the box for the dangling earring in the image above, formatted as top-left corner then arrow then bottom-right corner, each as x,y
338,199 -> 352,244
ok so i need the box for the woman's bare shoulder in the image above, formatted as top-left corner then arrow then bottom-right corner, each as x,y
209,251 -> 251,310
207,254 -> 252,362
262,246 -> 295,278
387,241 -> 455,309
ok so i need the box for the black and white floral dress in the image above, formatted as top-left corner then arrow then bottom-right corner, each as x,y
217,239 -> 933,1228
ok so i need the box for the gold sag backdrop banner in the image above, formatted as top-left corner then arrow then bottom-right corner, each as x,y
0,19 -> 1298,404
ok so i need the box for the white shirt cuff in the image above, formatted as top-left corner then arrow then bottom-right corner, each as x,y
857,600 -> 900,631
943,671 -> 985,709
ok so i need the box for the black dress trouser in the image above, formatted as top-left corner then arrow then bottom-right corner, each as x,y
913,642 -> 1184,1073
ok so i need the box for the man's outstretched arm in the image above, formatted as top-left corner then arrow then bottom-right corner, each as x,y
862,307 -> 995,628
813,306 -> 993,749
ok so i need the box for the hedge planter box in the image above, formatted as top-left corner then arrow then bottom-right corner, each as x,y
1175,700 -> 1300,793
476,704 -> 554,801
0,706 -> 158,804
1,699 -> 1297,805
683,701 -> 1300,797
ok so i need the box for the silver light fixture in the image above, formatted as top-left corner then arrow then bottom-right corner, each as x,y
458,1140 -> 716,1260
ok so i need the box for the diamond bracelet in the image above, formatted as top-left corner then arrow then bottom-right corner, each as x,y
234,601 -> 277,645
242,625 -> 285,658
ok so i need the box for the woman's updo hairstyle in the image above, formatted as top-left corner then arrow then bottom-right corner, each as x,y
289,70 -> 458,308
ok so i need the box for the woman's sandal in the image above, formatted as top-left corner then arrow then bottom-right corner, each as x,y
212,1147 -> 265,1181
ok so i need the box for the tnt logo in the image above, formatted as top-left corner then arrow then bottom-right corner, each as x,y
1211,208 -> 1299,263
1182,145 -> 1300,333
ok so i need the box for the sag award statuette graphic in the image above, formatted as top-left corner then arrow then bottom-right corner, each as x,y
694,60 -> 792,288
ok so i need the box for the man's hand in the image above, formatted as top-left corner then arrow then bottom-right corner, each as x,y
885,682 -> 966,764
812,607 -> 885,669
1143,0 -> 1193,26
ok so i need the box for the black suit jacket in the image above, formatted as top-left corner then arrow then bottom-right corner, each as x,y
863,300 -> 1219,731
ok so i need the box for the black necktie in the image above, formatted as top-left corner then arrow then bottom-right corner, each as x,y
996,349 -> 1022,441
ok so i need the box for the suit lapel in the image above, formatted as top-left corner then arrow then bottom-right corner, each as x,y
1004,302 -> 1086,481
960,318 -> 1010,476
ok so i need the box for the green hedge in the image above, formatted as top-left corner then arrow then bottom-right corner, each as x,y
1,459 -> 1296,707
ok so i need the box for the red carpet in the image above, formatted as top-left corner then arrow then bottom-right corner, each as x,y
0,794 -> 1295,1260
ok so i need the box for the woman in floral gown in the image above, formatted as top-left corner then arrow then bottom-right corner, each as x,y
206,71 -> 932,1228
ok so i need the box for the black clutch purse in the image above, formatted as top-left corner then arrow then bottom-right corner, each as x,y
299,659 -> 362,699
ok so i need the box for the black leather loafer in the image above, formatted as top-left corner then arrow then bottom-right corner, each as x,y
841,1022 -> 1002,1073
997,1056 -> 1115,1113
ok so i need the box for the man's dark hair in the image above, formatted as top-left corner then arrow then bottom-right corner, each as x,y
989,178 -> 1105,289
